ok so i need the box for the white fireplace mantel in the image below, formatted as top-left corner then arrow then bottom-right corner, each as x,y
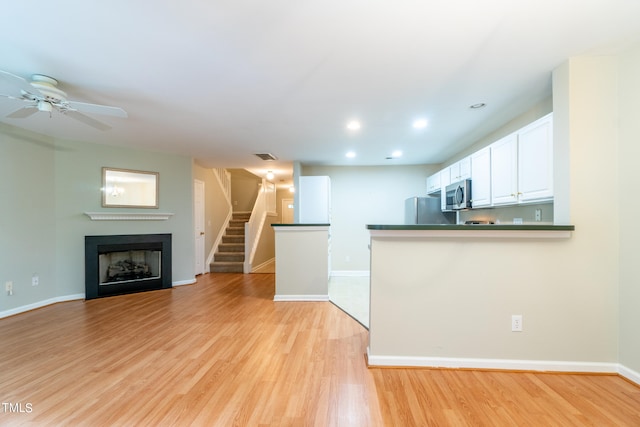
84,212 -> 175,221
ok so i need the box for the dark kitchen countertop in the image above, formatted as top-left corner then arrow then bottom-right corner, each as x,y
272,223 -> 331,227
366,224 -> 574,231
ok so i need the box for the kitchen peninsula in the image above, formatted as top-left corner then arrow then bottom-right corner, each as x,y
272,223 -> 330,302
363,223 -> 599,374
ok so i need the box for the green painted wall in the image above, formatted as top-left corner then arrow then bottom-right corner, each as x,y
0,126 -> 194,314
0,126 -> 57,311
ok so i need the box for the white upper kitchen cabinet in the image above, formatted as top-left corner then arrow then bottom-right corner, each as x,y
470,147 -> 491,207
449,156 -> 471,182
440,166 -> 452,210
518,113 -> 553,203
490,133 -> 519,206
490,113 -> 553,206
426,171 -> 441,194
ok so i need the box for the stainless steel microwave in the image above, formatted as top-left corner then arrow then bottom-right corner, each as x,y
445,179 -> 472,210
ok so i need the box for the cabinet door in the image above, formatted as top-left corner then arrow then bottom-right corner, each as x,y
459,156 -> 471,180
518,114 -> 553,202
426,172 -> 441,194
490,133 -> 518,205
471,147 -> 491,207
449,157 -> 471,182
440,167 -> 451,210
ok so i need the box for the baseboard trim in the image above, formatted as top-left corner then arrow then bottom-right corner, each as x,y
1,278 -> 197,319
251,258 -> 275,272
173,279 -> 197,287
366,350 -> 620,374
273,294 -> 330,302
618,364 -> 640,386
330,270 -> 370,277
367,351 -> 640,386
0,293 -> 85,319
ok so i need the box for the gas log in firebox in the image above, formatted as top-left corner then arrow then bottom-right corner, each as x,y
85,234 -> 172,300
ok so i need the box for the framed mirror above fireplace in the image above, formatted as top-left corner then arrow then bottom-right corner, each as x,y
102,167 -> 159,208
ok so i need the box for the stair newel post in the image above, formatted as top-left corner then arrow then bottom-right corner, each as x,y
243,220 -> 250,273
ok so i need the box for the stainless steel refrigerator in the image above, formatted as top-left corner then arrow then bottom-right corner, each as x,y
405,197 -> 455,224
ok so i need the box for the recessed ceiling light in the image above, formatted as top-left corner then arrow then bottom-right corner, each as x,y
391,150 -> 403,158
346,120 -> 361,131
346,151 -> 356,158
266,171 -> 274,180
413,119 -> 428,129
470,103 -> 486,109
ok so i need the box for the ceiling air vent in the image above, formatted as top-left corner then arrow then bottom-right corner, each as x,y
254,153 -> 278,161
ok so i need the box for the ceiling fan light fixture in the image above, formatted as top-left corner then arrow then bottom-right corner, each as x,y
37,100 -> 52,113
0,70 -> 127,130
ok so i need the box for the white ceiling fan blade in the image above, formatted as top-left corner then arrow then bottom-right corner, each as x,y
64,110 -> 112,131
0,70 -> 41,97
67,100 -> 128,118
7,106 -> 39,118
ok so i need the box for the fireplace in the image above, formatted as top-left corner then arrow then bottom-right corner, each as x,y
85,234 -> 172,300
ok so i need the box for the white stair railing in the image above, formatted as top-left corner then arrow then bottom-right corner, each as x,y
212,168 -> 232,204
244,180 -> 276,273
207,168 -> 233,272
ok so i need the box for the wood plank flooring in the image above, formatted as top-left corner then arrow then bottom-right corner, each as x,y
0,273 -> 638,426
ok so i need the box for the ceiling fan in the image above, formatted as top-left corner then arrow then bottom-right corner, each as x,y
0,70 -> 127,131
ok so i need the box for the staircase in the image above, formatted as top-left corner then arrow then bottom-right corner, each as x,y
210,212 -> 250,273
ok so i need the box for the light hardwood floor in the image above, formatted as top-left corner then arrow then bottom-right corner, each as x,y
0,273 -> 639,426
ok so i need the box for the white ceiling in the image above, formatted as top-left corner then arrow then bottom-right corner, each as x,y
2,1 -> 640,184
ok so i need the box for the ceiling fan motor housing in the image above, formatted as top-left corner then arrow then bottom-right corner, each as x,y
29,74 -> 68,103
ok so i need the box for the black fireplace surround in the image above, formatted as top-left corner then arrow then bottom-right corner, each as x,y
85,234 -> 172,300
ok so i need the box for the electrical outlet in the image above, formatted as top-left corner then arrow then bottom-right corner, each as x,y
511,315 -> 523,332
535,209 -> 542,222
5,281 -> 13,296
513,218 -> 523,225
32,274 -> 39,286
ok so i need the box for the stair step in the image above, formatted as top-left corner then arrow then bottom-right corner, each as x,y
222,235 -> 244,244
226,227 -> 245,235
210,211 -> 249,274
219,243 -> 244,252
233,212 -> 251,220
214,252 -> 245,262
210,262 -> 244,273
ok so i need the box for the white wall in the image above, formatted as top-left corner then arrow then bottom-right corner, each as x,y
301,165 -> 435,273
369,232 -> 617,367
274,226 -> 329,300
618,45 -> 640,374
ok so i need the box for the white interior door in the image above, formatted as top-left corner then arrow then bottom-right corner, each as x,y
281,198 -> 294,223
194,179 -> 205,275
